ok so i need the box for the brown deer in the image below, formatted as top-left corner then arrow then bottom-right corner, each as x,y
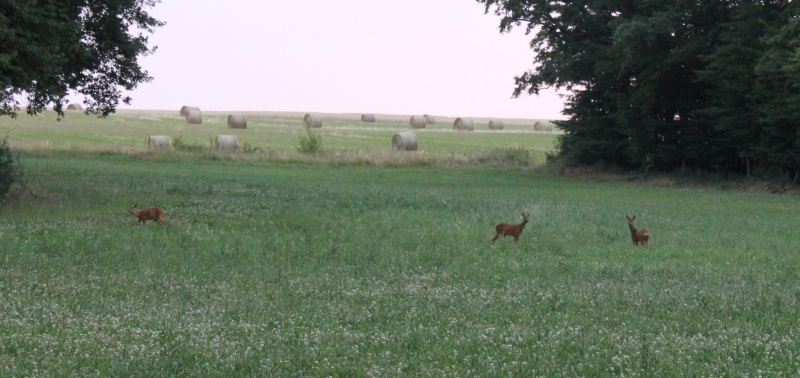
626,215 -> 649,247
492,212 -> 530,244
128,204 -> 165,225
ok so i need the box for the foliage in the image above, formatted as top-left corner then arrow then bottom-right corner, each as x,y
0,135 -> 23,200
0,0 -> 164,118
171,136 -> 208,153
752,10 -> 800,181
297,127 -> 323,153
479,0 -> 800,180
241,142 -> 261,153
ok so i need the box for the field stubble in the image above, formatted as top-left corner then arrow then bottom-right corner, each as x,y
0,109 -> 559,167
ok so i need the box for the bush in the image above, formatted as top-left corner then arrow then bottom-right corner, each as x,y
241,142 -> 262,153
0,135 -> 24,200
298,128 -> 323,153
172,136 -> 208,153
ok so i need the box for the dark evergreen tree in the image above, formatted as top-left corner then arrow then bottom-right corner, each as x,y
753,3 -> 800,181
696,1 -> 786,177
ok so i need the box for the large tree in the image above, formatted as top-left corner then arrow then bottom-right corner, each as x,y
0,0 -> 163,118
479,0 -> 799,179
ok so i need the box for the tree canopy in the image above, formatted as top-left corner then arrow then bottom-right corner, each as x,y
480,0 -> 800,180
0,0 -> 163,118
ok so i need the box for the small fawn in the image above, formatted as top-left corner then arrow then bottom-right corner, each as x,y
492,212 -> 530,244
626,215 -> 649,247
128,204 -> 165,225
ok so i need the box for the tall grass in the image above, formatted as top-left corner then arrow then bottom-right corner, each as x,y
0,152 -> 798,376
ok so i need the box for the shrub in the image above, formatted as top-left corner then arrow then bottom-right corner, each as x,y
241,142 -> 261,153
172,136 -> 208,153
298,128 -> 323,153
0,135 -> 24,200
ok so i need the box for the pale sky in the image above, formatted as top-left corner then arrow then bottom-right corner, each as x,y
115,0 -> 567,120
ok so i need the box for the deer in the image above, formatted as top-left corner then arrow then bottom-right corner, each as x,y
128,204 -> 165,225
626,215 -> 649,247
492,212 -> 530,244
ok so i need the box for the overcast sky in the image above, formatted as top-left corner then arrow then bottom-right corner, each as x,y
115,0 -> 566,120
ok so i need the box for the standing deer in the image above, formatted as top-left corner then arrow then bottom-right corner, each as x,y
492,212 -> 530,244
626,215 -> 649,247
128,204 -> 166,225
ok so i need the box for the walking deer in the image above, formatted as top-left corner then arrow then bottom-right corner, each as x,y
492,212 -> 530,244
128,204 -> 165,225
626,215 -> 649,247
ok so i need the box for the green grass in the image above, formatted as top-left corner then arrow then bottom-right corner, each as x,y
0,111 -> 798,376
0,151 -> 798,377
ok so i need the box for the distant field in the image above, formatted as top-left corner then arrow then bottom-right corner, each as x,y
1,111 -> 799,376
0,109 -> 560,164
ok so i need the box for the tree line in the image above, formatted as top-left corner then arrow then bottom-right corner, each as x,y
480,0 -> 800,181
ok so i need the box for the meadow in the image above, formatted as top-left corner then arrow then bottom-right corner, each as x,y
0,110 -> 799,376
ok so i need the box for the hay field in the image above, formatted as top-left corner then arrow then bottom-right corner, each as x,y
0,109 -> 560,164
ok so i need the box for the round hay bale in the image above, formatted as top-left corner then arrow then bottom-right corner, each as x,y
66,103 -> 82,111
409,115 -> 427,129
227,114 -> 247,129
180,105 -> 200,117
424,114 -> 436,124
361,113 -> 376,123
392,131 -> 418,151
185,109 -> 202,124
488,120 -> 505,130
147,135 -> 172,150
214,135 -> 238,152
533,120 -> 556,132
453,117 -> 475,131
303,113 -> 323,128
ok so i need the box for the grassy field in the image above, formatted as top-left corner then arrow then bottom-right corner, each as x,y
0,109 -> 559,163
0,111 -> 799,376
